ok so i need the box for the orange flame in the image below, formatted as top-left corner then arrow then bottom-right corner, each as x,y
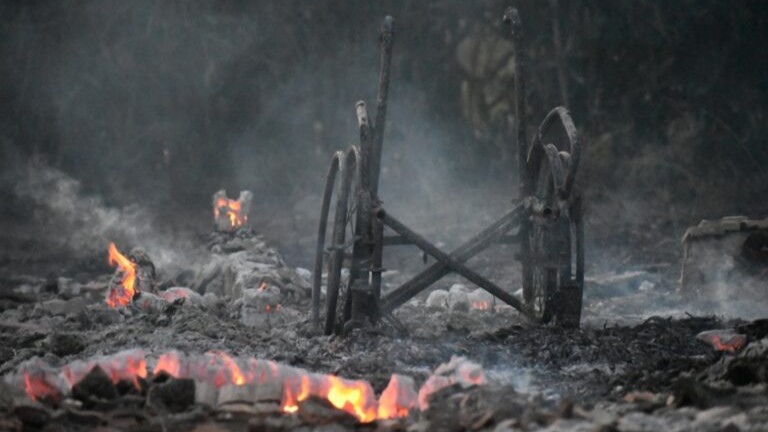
60,350 -> 147,391
326,376 -> 378,423
210,351 -> 245,387
215,196 -> 247,229
106,243 -> 137,308
281,374 -> 311,414
471,300 -> 491,311
377,374 -> 416,419
20,350 -> 437,423
154,351 -> 183,377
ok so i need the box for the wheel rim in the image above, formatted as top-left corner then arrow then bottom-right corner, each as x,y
324,146 -> 362,335
335,167 -> 360,334
524,143 -> 567,323
312,152 -> 345,330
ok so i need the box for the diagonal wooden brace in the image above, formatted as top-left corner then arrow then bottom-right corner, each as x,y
376,206 -> 535,321
380,204 -> 524,314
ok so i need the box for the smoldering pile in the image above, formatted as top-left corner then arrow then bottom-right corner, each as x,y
5,349 -> 494,430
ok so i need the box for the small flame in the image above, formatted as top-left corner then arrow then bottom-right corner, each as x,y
60,349 -> 147,391
215,196 -> 247,229
210,351 -> 245,386
377,374 -> 416,419
471,300 -> 491,311
19,351 -> 476,423
281,374 -> 311,414
154,351 -> 183,377
326,376 -> 378,423
106,243 -> 137,308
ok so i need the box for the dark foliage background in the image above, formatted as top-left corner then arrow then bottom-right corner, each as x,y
1,1 -> 766,246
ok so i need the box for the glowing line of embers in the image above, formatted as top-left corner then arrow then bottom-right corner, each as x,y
17,349 -> 485,423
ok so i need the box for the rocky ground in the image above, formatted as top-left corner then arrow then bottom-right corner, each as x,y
1,212 -> 768,432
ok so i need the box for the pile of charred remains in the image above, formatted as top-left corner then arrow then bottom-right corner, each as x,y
4,6 -> 768,432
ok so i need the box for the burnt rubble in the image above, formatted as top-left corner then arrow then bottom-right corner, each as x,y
1,224 -> 768,431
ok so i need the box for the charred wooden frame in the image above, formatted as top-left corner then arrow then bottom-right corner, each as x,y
312,7 -> 585,335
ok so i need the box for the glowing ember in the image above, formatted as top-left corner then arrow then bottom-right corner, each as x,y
106,242 -> 137,308
154,351 -> 183,377
61,349 -> 147,389
696,329 -> 747,352
471,300 -> 491,311
23,370 -> 61,402
710,335 -> 746,352
17,350 -> 484,424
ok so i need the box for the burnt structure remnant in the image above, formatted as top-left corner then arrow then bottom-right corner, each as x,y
311,6 -> 586,335
681,216 -> 768,299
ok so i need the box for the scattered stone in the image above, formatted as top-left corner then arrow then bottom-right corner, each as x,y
147,377 -> 195,413
57,277 -> 82,298
71,366 -> 118,408
46,333 -> 85,357
418,356 -> 485,410
40,297 -> 88,316
295,267 -> 311,281
425,290 -> 448,308
159,287 -> 204,306
13,404 -> 51,429
447,284 -> 470,311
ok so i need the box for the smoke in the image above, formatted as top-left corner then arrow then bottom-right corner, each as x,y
14,162 -> 200,272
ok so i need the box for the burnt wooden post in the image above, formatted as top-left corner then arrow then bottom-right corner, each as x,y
504,7 -> 527,197
346,16 -> 396,329
503,7 -> 534,308
369,16 -> 395,199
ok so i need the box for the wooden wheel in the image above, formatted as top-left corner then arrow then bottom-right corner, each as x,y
523,143 -> 567,323
521,106 -> 584,327
312,151 -> 345,330
313,147 -> 362,335
523,142 -> 583,327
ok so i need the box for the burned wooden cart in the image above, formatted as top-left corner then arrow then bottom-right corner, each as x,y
312,7 -> 584,335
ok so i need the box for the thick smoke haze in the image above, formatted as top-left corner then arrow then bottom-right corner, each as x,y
1,1 -> 767,318
14,162 -> 201,272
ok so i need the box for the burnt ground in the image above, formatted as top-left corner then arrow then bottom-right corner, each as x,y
1,198 -> 768,432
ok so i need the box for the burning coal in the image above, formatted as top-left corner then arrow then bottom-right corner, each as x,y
14,350 -> 484,423
213,190 -> 253,232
